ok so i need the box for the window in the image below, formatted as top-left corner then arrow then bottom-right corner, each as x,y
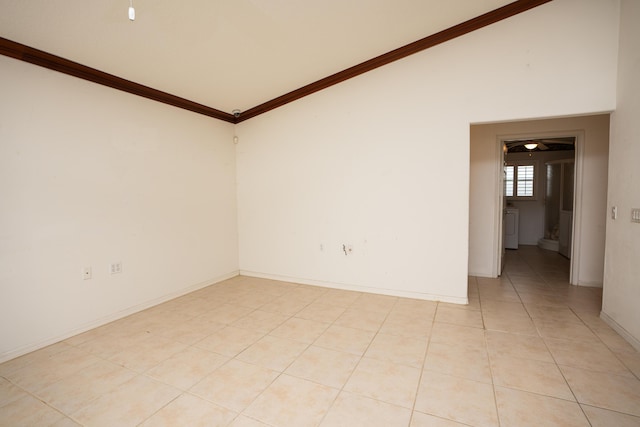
505,163 -> 535,198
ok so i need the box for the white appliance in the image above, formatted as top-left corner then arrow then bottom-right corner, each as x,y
504,208 -> 519,249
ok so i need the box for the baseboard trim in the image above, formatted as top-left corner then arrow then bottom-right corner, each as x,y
576,280 -> 603,288
0,270 -> 239,364
239,270 -> 468,305
468,271 -> 498,279
600,311 -> 640,352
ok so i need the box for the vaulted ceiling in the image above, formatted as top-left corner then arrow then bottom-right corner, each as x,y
1,0 -> 550,122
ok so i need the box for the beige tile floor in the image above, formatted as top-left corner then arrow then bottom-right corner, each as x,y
1,246 -> 640,426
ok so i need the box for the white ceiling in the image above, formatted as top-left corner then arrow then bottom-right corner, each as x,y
1,0 -> 513,114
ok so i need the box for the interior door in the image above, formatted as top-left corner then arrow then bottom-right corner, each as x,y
559,160 -> 574,258
499,142 -> 507,274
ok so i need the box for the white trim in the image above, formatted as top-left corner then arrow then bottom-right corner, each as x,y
600,311 -> 640,352
496,129 -> 583,284
577,280 -> 603,288
239,270 -> 469,305
494,137 -> 506,277
0,270 -> 240,364
570,131 -> 586,286
468,272 -> 497,279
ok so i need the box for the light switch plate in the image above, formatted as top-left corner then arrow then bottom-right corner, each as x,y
632,208 -> 640,223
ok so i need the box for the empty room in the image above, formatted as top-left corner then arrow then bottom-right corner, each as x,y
1,0 -> 639,426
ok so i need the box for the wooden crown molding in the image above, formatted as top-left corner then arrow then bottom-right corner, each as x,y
0,37 -> 235,123
237,0 -> 552,122
1,0 -> 551,124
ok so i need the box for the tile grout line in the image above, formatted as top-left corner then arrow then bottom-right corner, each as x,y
314,293 -> 400,426
3,263 -> 637,425
501,252 -> 588,422
407,299 -> 438,427
504,248 -> 605,425
221,283 -> 317,425
476,275 -> 504,427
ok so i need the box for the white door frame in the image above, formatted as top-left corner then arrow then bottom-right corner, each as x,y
495,130 -> 584,284
494,140 -> 506,275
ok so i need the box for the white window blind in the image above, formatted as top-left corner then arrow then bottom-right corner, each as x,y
505,165 -> 515,197
516,165 -> 534,197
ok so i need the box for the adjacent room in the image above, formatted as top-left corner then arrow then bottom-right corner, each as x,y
1,0 -> 639,425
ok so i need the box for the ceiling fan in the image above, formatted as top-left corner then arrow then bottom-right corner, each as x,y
505,137 -> 575,153
506,140 -> 550,151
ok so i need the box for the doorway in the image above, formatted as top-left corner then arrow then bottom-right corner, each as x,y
498,135 -> 577,280
468,114 -> 610,288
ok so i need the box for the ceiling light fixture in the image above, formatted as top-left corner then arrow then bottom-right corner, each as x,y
128,0 -> 135,21
524,143 -> 538,150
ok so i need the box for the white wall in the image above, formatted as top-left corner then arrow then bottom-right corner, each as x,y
602,0 -> 640,350
0,56 -> 239,361
469,115 -> 611,284
1,0 -> 624,361
236,0 -> 619,303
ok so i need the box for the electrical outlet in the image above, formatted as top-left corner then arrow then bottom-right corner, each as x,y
632,208 -> 640,223
110,262 -> 122,274
83,266 -> 92,280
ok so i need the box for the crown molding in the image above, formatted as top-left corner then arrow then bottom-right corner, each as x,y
1,0 -> 552,124
237,0 -> 552,122
0,37 -> 235,123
